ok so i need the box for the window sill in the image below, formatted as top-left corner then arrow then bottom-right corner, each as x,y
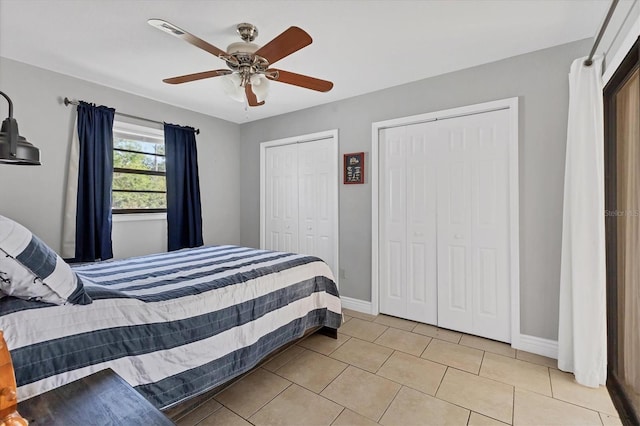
112,213 -> 167,222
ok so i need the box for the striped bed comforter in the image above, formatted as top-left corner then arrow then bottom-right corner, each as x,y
0,245 -> 342,409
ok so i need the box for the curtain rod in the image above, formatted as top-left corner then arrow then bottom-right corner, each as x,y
63,97 -> 200,135
584,0 -> 619,67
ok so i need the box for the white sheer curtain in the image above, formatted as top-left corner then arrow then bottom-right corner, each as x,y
558,56 -> 607,387
61,119 -> 80,259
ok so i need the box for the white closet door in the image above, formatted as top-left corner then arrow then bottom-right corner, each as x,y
379,127 -> 408,318
265,143 -> 299,253
298,138 -> 338,274
405,123 -> 439,324
436,109 -> 511,342
379,125 -> 438,324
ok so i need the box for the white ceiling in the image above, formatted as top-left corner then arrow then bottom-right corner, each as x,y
0,0 -> 611,124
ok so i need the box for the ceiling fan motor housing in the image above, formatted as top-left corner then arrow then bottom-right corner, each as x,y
226,41 -> 260,55
226,24 -> 268,78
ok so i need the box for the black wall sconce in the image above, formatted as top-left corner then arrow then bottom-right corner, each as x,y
0,91 -> 40,165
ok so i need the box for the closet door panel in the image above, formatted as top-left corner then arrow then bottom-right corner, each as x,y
378,108 -> 512,342
380,128 -> 408,318
298,143 -> 317,257
265,144 -> 299,253
406,124 -> 438,324
437,110 -> 511,341
298,138 -> 337,275
437,124 -> 474,332
470,111 -> 510,341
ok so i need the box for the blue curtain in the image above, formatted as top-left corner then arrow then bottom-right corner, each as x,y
75,101 -> 115,262
164,123 -> 203,251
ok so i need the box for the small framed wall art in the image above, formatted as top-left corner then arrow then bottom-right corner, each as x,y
344,152 -> 365,184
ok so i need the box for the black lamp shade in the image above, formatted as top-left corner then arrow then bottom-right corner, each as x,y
0,91 -> 41,165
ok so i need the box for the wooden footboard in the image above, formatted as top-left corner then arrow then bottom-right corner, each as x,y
318,326 -> 338,339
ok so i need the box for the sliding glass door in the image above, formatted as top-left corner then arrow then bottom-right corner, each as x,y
605,37 -> 640,425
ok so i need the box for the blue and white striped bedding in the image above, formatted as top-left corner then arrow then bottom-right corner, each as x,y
0,245 -> 342,409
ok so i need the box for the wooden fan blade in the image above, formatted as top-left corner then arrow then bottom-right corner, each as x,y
163,69 -> 231,84
148,19 -> 228,58
245,84 -> 265,107
255,27 -> 312,65
267,69 -> 333,92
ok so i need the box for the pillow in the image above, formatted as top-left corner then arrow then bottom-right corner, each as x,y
0,215 -> 91,305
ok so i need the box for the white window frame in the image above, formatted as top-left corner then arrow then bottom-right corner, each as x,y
112,121 -> 167,216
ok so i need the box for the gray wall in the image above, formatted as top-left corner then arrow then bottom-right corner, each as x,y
240,39 -> 592,341
601,0 -> 639,78
0,57 -> 241,256
0,38 -> 591,340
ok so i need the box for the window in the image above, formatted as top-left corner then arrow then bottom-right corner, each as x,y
112,121 -> 166,214
604,38 -> 640,424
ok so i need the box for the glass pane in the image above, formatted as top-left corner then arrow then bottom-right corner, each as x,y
615,67 -> 640,413
114,149 -> 166,172
112,192 -> 167,210
114,137 -> 165,155
113,172 -> 166,192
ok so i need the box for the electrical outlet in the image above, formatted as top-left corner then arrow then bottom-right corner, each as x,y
339,268 -> 346,279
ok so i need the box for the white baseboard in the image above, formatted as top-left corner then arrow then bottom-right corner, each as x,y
338,297 -> 558,360
340,296 -> 373,315
513,334 -> 558,359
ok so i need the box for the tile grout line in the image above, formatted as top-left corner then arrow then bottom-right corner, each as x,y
478,350 -> 487,376
320,363 -> 393,422
430,368 -> 507,422
375,328 -> 563,398
203,312 -> 613,425
376,348 -> 397,373
263,345 -> 307,372
549,394 -> 619,417
179,399 -> 225,426
372,352 -> 448,399
549,369 -> 619,416
233,379 -> 293,423
317,363 -> 349,395
297,334 -> 351,357
433,365 -> 449,397
269,348 -> 350,395
598,412 -> 606,426
328,407 -> 346,426
512,379 -> 516,425
512,371 -> 614,420
373,347 -> 394,375
376,382 -> 404,424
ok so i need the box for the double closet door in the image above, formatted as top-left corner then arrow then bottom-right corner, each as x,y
263,137 -> 338,276
379,109 -> 512,342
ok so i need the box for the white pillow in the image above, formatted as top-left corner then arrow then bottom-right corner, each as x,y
0,215 -> 92,305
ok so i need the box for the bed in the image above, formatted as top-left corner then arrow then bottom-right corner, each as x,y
0,244 -> 342,409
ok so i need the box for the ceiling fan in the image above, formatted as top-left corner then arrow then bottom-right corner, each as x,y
147,19 -> 334,107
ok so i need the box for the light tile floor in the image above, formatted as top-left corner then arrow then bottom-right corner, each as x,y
174,309 -> 620,426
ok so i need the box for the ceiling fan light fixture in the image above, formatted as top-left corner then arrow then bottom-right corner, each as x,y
221,73 -> 245,103
250,75 -> 270,103
149,19 -> 333,107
